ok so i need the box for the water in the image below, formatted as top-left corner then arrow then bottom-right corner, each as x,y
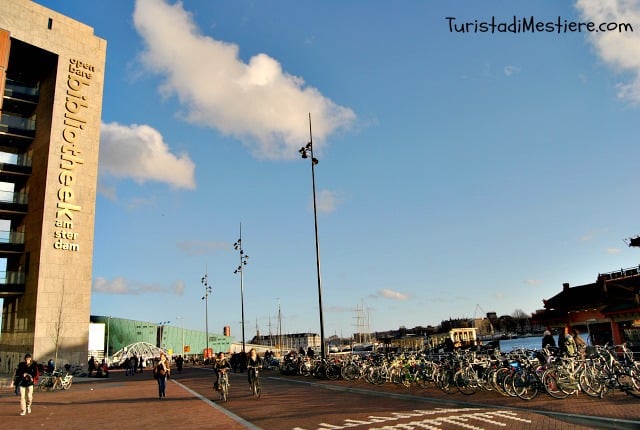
498,336 -> 544,352
498,334 -> 590,352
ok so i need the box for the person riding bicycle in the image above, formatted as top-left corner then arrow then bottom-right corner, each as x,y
213,352 -> 231,391
246,348 -> 263,389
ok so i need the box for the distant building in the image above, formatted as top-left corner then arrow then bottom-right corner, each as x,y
532,265 -> 640,347
250,332 -> 320,354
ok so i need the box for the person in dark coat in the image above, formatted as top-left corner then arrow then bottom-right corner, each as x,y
10,353 -> 39,415
542,328 -> 556,349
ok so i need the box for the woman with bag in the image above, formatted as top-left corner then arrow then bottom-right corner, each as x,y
154,352 -> 170,399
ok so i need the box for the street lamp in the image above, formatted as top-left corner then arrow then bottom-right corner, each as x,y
201,273 -> 212,360
106,316 -> 112,364
176,316 -> 185,356
298,112 -> 326,360
233,223 -> 249,354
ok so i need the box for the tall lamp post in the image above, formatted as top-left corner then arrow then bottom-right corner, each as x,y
233,223 -> 249,354
298,113 -> 326,360
201,273 -> 212,359
176,316 -> 185,356
106,316 -> 112,364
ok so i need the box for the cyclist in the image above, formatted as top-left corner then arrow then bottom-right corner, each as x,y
246,348 -> 262,393
213,352 -> 231,391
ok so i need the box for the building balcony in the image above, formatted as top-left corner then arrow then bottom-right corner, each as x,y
0,190 -> 28,215
0,270 -> 26,297
0,152 -> 32,181
0,113 -> 36,137
0,229 -> 25,254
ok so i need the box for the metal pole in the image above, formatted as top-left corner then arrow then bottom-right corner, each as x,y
308,113 -> 326,360
202,273 -> 211,360
176,316 -> 184,356
106,316 -> 111,363
239,223 -> 246,354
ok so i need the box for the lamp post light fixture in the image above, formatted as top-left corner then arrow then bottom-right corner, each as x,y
233,223 -> 249,354
201,273 -> 212,360
298,112 -> 326,360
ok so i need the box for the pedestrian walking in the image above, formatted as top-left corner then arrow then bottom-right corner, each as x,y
9,353 -> 39,416
153,352 -> 170,399
123,356 -> 131,376
131,354 -> 139,375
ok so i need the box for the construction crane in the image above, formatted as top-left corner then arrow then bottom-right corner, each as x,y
473,304 -> 495,336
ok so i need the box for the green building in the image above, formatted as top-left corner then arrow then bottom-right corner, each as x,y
91,316 -> 233,360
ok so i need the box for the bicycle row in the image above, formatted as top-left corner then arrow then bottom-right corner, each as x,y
278,343 -> 640,401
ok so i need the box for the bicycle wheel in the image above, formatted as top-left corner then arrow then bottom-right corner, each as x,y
502,372 -> 518,397
542,369 -> 569,399
490,367 -> 510,397
455,368 -> 477,395
341,364 -> 359,381
254,377 -> 261,398
219,375 -> 228,402
326,364 -> 341,381
435,368 -> 457,394
512,370 -> 539,401
62,377 -> 73,390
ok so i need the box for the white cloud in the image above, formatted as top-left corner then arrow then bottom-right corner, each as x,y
576,0 -> 640,103
377,289 -> 410,301
503,65 -> 521,77
132,0 -> 356,159
93,276 -> 184,295
525,279 -> 543,286
606,247 -> 622,254
100,122 -> 196,190
314,189 -> 343,214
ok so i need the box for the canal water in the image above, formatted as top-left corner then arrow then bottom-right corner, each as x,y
498,334 -> 590,352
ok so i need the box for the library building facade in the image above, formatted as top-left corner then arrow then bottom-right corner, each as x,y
0,0 -> 106,368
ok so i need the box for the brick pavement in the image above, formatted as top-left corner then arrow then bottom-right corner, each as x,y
1,366 -> 639,429
0,368 -> 248,429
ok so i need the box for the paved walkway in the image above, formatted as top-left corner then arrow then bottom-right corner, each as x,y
1,366 -> 639,429
0,368 -> 248,429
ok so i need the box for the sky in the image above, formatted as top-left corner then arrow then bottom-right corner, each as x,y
25,0 -> 640,340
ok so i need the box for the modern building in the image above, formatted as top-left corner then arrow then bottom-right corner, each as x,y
0,0 -> 106,368
90,316 -> 234,362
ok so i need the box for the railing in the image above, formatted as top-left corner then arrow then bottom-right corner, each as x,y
4,78 -> 39,100
0,229 -> 24,245
0,151 -> 32,168
0,190 -> 28,205
0,113 -> 36,132
598,265 -> 640,281
0,270 -> 26,284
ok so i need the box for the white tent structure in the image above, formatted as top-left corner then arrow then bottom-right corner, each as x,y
109,341 -> 166,366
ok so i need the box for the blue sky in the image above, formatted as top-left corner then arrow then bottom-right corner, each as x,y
30,0 -> 640,339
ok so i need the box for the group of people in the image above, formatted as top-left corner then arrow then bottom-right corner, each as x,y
542,325 -> 587,357
213,348 -> 262,394
122,353 -> 145,376
87,356 -> 109,378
